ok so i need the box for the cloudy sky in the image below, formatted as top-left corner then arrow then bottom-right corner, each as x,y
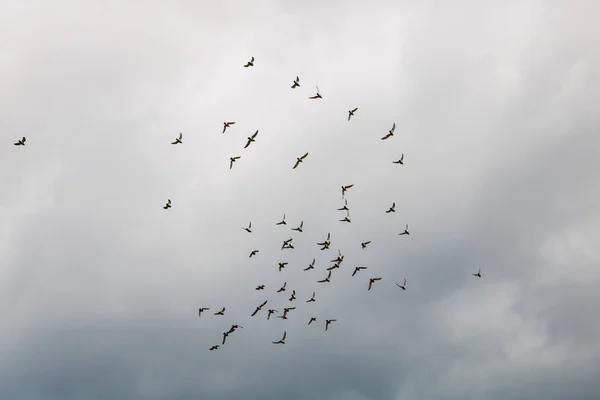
1,0 -> 599,399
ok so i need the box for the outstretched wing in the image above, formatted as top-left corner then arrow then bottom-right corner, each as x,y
390,122 -> 396,133
301,152 -> 309,160
251,130 -> 258,139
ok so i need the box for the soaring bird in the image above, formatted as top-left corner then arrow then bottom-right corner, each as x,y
251,300 -> 268,317
339,211 -> 351,223
318,271 -> 332,283
209,345 -> 220,351
331,250 -> 344,264
273,331 -> 286,344
278,262 -> 288,272
244,130 -> 259,149
348,107 -> 358,121
306,292 -> 316,303
386,202 -> 396,213
395,278 -> 407,290
293,152 -> 309,169
393,154 -> 404,165
267,309 -> 278,320
242,221 -> 252,233
309,86 -> 322,99
276,214 -> 287,225
255,285 -> 265,290
281,237 -> 294,250
472,268 -> 482,278
14,136 -> 26,146
399,224 -> 410,235
226,324 -> 243,334
163,199 -> 172,209
352,266 -> 368,277
368,277 -> 382,290
229,156 -> 240,169
327,263 -> 340,271
338,199 -> 349,211
223,121 -> 236,134
325,319 -> 337,331
308,317 -> 317,325
214,307 -> 225,316
361,241 -> 371,249
277,282 -> 287,292
317,233 -> 331,246
341,184 -> 354,199
243,56 -> 254,67
249,249 -> 259,257
171,132 -> 183,145
291,76 -> 300,89
304,258 -> 316,271
222,332 -> 229,345
289,290 -> 296,302
291,221 -> 304,232
381,122 -> 396,140
277,307 -> 296,320
198,307 -> 210,317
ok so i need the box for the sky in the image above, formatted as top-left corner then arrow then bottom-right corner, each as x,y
1,0 -> 599,399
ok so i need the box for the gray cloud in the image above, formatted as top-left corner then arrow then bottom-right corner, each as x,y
1,0 -> 599,399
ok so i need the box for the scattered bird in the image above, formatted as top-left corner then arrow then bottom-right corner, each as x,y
352,266 -> 368,277
386,202 -> 396,213
251,300 -> 268,317
289,290 -> 296,302
309,85 -> 322,99
171,132 -> 183,145
223,121 -> 236,134
244,130 -> 259,149
255,285 -> 265,290
222,332 -> 229,345
395,278 -> 407,290
331,250 -> 344,264
229,156 -> 240,169
327,263 -> 340,271
292,221 -> 304,232
163,199 -> 172,210
209,345 -> 220,351
341,184 -> 354,199
278,307 -> 296,320
272,331 -> 287,344
306,292 -> 316,303
276,214 -> 287,225
339,211 -> 351,223
278,262 -> 288,272
472,268 -> 482,278
361,241 -> 371,249
308,317 -> 317,325
243,56 -> 254,67
338,199 -> 349,211
214,308 -> 225,316
368,277 -> 382,291
393,154 -> 404,164
293,152 -> 309,169
226,324 -> 243,334
304,258 -> 315,271
277,282 -> 287,292
13,136 -> 26,146
318,271 -> 332,283
348,107 -> 358,121
198,307 -> 210,317
249,250 -> 259,258
291,76 -> 300,89
267,309 -> 278,320
325,319 -> 337,331
242,222 -> 252,233
381,122 -> 396,140
399,224 -> 410,235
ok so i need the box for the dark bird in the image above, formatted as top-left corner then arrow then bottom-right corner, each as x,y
368,277 -> 382,291
472,268 -> 482,278
309,85 -> 322,99
249,249 -> 259,257
255,285 -> 265,290
393,154 -> 404,164
325,319 -> 337,331
306,292 -> 316,303
209,345 -> 220,351
352,266 -> 367,277
276,214 -> 287,225
267,309 -> 278,320
242,221 -> 252,233
163,199 -> 172,210
226,324 -> 243,334
291,76 -> 300,89
395,278 -> 407,290
244,130 -> 259,149
348,107 -> 358,121
318,271 -> 332,283
272,331 -> 287,344
171,132 -> 183,145
339,211 -> 351,223
399,223 -> 410,235
230,156 -> 240,169
293,152 -> 309,169
198,307 -> 210,317
341,184 -> 354,199
386,202 -> 396,213
327,263 -> 340,271
277,307 -> 296,320
289,290 -> 296,302
381,122 -> 396,140
320,242 -> 330,250
222,332 -> 229,345
277,282 -> 287,292
214,307 -> 225,316
281,238 -> 294,250
291,221 -> 303,232
331,249 -> 344,264
308,317 -> 317,325
14,136 -> 26,146
304,258 -> 315,271
317,233 -> 331,246
251,300 -> 268,317
243,56 -> 254,67
337,199 -> 349,211
278,262 -> 288,272
361,241 -> 371,250
223,121 -> 236,134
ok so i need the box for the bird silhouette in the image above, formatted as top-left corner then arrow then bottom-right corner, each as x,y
398,224 -> 410,235
244,130 -> 259,149
291,221 -> 303,232
381,122 -> 396,140
198,307 -> 210,317
306,292 -> 316,303
214,307 -> 225,316
249,249 -> 259,257
309,86 -> 322,99
393,154 -> 404,164
395,278 -> 407,290
277,282 -> 287,292
229,156 -> 240,169
341,184 -> 354,199
242,221 -> 252,233
348,107 -> 358,121
368,277 -> 382,290
386,202 -> 396,213
361,241 -> 371,249
272,331 -> 286,344
171,132 -> 183,144
163,199 -> 171,209
293,152 -> 309,169
13,136 -> 26,146
325,319 -> 337,331
352,266 -> 368,277
304,258 -> 316,271
243,56 -> 254,67
276,214 -> 287,225
291,76 -> 300,89
472,268 -> 482,278
223,121 -> 236,134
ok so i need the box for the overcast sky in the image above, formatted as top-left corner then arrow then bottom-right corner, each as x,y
1,0 -> 599,399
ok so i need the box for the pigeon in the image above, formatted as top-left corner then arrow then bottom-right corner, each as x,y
163,199 -> 172,209
244,130 -> 259,149
381,122 -> 396,140
171,132 -> 183,144
243,56 -> 254,67
293,152 -> 309,169
14,136 -> 26,146
291,76 -> 300,89
348,107 -> 358,121
309,86 -> 322,99
395,278 -> 407,290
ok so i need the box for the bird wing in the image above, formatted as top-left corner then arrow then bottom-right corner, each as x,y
352,107 -> 358,112
223,125 -> 227,133
252,130 -> 258,139
293,160 -> 300,169
282,331 -> 287,341
178,132 -> 182,140
368,281 -> 373,290
381,133 -> 391,140
391,122 -> 396,133
251,56 -> 254,62
395,283 -> 402,288
244,139 -> 251,148
301,152 -> 308,159
230,159 -> 234,169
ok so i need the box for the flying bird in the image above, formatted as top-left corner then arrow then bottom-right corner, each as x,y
393,154 -> 404,164
171,132 -> 183,144
327,263 -> 340,271
198,307 -> 210,317
339,211 -> 351,223
386,202 -> 396,213
293,152 -> 309,169
348,107 -> 358,121
341,184 -> 354,199
361,241 -> 371,249
209,345 -> 220,351
399,224 -> 410,235
325,319 -> 337,331
226,324 -> 243,334
251,300 -> 268,316
276,214 -> 287,225
267,309 -> 278,320
222,332 -> 229,345
352,266 -> 367,277
338,199 -> 349,211
223,121 -> 236,134
277,282 -> 287,292
331,249 -> 344,264
229,156 -> 240,169
278,307 -> 296,320
472,268 -> 482,278
291,221 -> 303,232
163,199 -> 172,210
291,76 -> 300,89
306,292 -> 316,303
273,331 -> 287,344
242,221 -> 252,233
214,307 -> 225,316
289,290 -> 296,302
368,277 -> 382,291
304,258 -> 315,271
381,122 -> 396,140
278,262 -> 288,272
395,278 -> 407,290
309,85 -> 322,99
255,285 -> 265,290
249,250 -> 259,257
308,317 -> 317,325
318,271 -> 332,283
13,136 -> 26,146
243,56 -> 254,67
244,130 -> 259,149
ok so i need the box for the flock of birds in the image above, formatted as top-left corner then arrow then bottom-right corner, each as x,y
12,55 -> 484,351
